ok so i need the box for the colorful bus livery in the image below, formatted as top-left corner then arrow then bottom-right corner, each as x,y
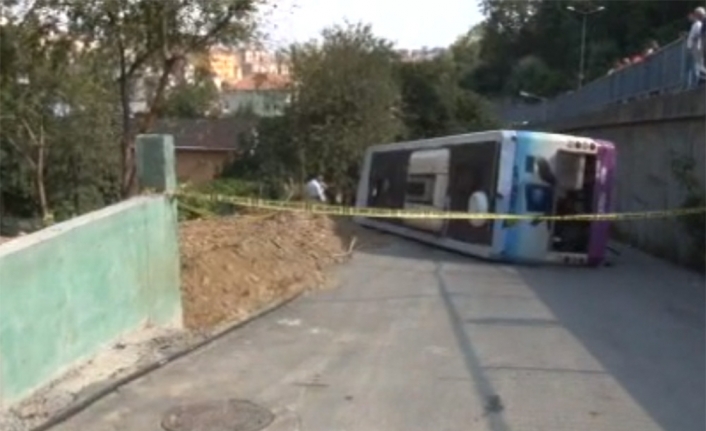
354,131 -> 616,266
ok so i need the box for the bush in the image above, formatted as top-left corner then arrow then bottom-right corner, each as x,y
177,178 -> 260,221
671,154 -> 705,271
194,178 -> 260,196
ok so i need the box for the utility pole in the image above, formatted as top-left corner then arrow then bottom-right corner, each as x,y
566,5 -> 605,89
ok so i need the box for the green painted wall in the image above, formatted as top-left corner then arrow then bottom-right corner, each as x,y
0,195 -> 182,406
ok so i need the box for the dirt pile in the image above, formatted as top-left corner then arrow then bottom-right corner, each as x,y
179,212 -> 387,330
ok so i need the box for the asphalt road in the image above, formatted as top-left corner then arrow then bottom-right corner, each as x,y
52,237 -> 705,431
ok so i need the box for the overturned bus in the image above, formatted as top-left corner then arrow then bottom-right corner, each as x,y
354,130 -> 616,266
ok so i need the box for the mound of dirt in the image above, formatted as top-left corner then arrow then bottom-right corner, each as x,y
179,212 -> 388,330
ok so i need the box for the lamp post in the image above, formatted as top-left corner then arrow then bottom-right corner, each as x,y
566,5 -> 605,89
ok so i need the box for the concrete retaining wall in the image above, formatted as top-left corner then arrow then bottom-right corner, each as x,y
536,89 -> 705,266
0,135 -> 182,407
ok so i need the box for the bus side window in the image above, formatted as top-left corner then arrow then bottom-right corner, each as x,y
406,181 -> 426,197
370,178 -> 381,198
370,178 -> 391,206
405,175 -> 435,205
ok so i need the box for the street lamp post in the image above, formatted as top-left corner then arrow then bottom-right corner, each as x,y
566,5 -> 605,89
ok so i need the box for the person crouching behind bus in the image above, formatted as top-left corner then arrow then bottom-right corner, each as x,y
304,174 -> 327,203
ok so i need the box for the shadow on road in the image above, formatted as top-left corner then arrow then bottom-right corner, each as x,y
432,260 -> 512,431
332,221 -> 705,431
513,260 -> 705,431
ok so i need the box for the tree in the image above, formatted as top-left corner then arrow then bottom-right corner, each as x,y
60,0 -> 267,196
451,23 -> 484,89
161,67 -> 221,118
504,55 -> 560,97
469,0 -> 702,97
0,15 -> 63,222
397,57 -> 457,139
468,0 -> 540,95
288,22 -> 404,198
226,22 -> 502,202
398,55 -> 499,140
0,6 -> 120,224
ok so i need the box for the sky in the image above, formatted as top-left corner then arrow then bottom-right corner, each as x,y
261,0 -> 484,50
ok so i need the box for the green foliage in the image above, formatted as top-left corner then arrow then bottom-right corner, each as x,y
397,56 -> 499,140
223,114 -> 297,198
0,9 -> 121,223
466,0 -> 702,97
0,143 -> 35,218
671,154 -> 706,271
504,55 -> 561,98
225,22 -> 407,201
223,22 -> 499,203
64,0 -> 264,59
397,57 -> 457,139
177,178 -> 259,221
1,4 -> 504,224
290,22 -> 404,192
0,0 -> 266,224
59,0 -> 267,195
161,70 -> 221,118
192,178 -> 260,196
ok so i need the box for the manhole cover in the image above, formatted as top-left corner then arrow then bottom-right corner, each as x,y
161,399 -> 275,431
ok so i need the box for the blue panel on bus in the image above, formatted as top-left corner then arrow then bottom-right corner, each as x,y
524,184 -> 553,213
503,134 -> 531,258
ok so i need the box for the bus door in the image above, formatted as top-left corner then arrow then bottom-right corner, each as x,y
367,149 -> 411,225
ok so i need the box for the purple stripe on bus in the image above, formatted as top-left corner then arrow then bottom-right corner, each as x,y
587,140 -> 616,265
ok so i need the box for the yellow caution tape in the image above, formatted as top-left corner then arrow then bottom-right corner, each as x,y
172,191 -> 706,222
177,201 -> 217,218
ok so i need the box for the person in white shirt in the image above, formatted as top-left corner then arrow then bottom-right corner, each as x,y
304,175 -> 327,203
686,8 -> 705,88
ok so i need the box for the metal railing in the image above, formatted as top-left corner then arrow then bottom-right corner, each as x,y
500,37 -> 689,125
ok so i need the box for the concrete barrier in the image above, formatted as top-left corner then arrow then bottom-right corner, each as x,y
0,135 -> 182,407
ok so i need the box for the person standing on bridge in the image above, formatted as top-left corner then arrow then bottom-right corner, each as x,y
304,174 -> 327,203
700,7 -> 706,70
686,7 -> 705,88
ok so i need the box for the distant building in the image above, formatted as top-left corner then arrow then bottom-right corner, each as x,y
221,73 -> 291,117
176,46 -> 291,89
145,118 -> 257,184
132,45 -> 291,116
208,47 -> 241,84
237,48 -> 290,77
171,48 -> 240,91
